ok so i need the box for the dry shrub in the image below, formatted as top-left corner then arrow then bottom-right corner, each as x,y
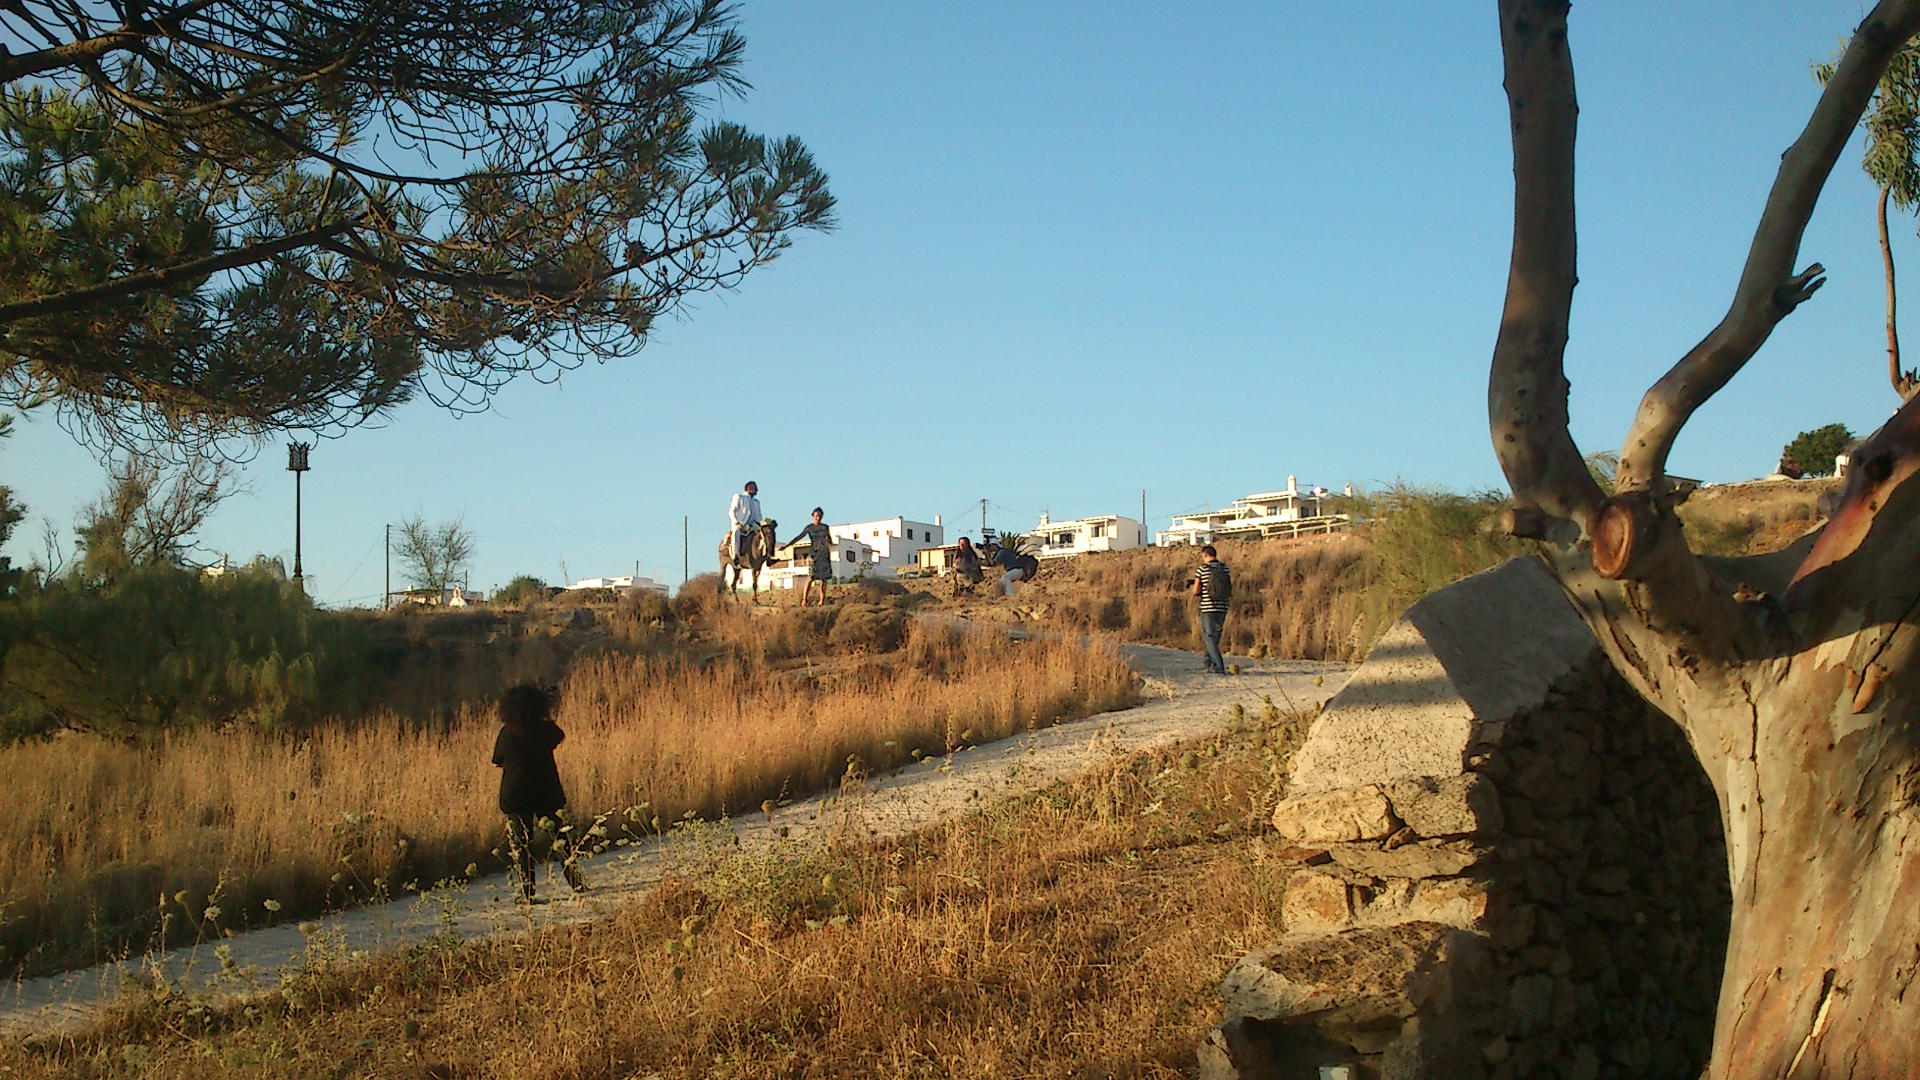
840,578 -> 909,606
11,708 -> 1305,1080
1676,479 -> 1835,557
1020,536 -> 1374,661
608,589 -> 676,647
0,624 -> 1136,976
828,603 -> 908,653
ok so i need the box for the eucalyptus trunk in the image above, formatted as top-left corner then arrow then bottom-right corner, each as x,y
1493,2 -> 1920,1074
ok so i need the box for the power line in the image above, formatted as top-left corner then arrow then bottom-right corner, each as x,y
323,538 -> 382,604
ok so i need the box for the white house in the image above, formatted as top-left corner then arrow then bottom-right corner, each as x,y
388,585 -> 486,607
564,575 -> 668,594
1158,476 -> 1352,546
760,533 -> 879,591
830,515 -> 945,575
757,514 -> 946,590
1025,513 -> 1148,560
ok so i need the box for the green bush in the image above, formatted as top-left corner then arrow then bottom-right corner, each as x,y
0,564 -> 381,739
1345,484 -> 1530,647
1782,423 -> 1853,476
495,574 -> 550,606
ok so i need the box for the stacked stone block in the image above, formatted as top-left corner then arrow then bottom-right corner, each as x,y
1201,558 -> 1729,1080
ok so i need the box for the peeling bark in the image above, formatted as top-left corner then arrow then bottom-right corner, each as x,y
1490,0 -> 1920,1074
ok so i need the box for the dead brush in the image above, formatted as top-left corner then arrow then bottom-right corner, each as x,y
0,622 -> 1135,977
5,717 -> 1302,1080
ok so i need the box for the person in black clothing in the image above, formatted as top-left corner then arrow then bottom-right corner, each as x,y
491,682 -> 586,901
1188,544 -> 1233,674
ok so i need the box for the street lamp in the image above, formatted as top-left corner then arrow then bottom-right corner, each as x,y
287,441 -> 312,587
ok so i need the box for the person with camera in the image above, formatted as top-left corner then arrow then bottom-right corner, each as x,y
1188,544 -> 1233,674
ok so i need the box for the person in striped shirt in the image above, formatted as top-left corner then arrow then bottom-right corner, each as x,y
1187,544 -> 1233,674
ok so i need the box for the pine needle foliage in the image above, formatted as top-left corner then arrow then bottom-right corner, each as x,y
0,0 -> 836,450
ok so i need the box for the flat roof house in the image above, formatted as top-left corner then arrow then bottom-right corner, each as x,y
1159,475 -> 1352,546
1026,513 -> 1148,560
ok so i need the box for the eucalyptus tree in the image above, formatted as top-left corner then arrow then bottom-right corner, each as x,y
1818,40 -> 1920,397
0,0 -> 834,450
1495,2 -> 1920,1073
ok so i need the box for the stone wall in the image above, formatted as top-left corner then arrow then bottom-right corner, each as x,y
1201,558 -> 1729,1080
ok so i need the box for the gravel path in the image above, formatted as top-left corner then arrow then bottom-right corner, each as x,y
0,640 -> 1349,1040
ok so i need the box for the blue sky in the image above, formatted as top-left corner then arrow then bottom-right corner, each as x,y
3,1 -> 1908,604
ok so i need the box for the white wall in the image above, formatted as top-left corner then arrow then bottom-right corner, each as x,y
1029,515 -> 1146,558
830,516 -> 945,574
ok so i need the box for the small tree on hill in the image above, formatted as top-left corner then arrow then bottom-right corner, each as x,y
495,575 -> 549,607
394,515 -> 473,596
1781,422 -> 1855,476
72,454 -> 234,581
1819,41 -> 1920,398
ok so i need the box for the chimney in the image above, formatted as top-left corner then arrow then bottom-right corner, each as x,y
934,514 -> 942,527
1287,474 -> 1297,495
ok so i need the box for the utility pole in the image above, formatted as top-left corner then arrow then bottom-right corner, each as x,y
287,441 -> 312,590
980,498 -> 987,538
384,523 -> 391,610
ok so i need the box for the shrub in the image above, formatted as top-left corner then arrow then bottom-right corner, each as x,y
828,604 -> 908,654
673,574 -> 725,621
1347,484 -> 1527,643
1781,423 -> 1853,476
0,564 -> 380,738
495,575 -> 549,607
841,579 -> 908,606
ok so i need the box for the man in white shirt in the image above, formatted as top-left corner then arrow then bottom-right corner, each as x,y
729,480 -> 762,560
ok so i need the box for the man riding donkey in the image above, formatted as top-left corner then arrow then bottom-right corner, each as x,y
719,480 -> 778,600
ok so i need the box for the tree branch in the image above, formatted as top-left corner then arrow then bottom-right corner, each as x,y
1616,0 -> 1920,491
0,220 -> 358,323
0,0 -> 221,85
1489,0 -> 1603,525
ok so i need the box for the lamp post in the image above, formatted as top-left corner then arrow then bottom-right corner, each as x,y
287,441 -> 312,588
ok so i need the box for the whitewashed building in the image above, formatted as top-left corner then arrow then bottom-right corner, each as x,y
1026,513 -> 1148,560
1158,476 -> 1352,546
831,516 -> 945,574
564,575 -> 668,594
760,533 -> 879,591
760,514 -> 946,589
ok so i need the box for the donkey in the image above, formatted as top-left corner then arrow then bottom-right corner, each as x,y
718,518 -> 779,602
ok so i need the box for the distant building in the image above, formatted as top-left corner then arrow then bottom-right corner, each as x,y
761,531 -> 878,591
388,585 -> 486,607
1158,476 -> 1352,546
760,514 -> 947,589
831,516 -> 945,572
563,575 -> 668,594
1025,513 -> 1148,560
916,542 -> 964,575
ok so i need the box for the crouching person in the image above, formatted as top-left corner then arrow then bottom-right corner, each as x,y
492,682 -> 587,901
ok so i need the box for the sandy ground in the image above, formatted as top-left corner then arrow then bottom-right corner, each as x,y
0,638 -> 1350,1040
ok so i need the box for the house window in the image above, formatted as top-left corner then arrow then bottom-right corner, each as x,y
906,528 -> 914,539
1092,523 -> 1105,538
845,551 -> 856,563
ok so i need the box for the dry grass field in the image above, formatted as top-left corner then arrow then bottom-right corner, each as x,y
0,699 -> 1312,1080
0,606 -> 1136,979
